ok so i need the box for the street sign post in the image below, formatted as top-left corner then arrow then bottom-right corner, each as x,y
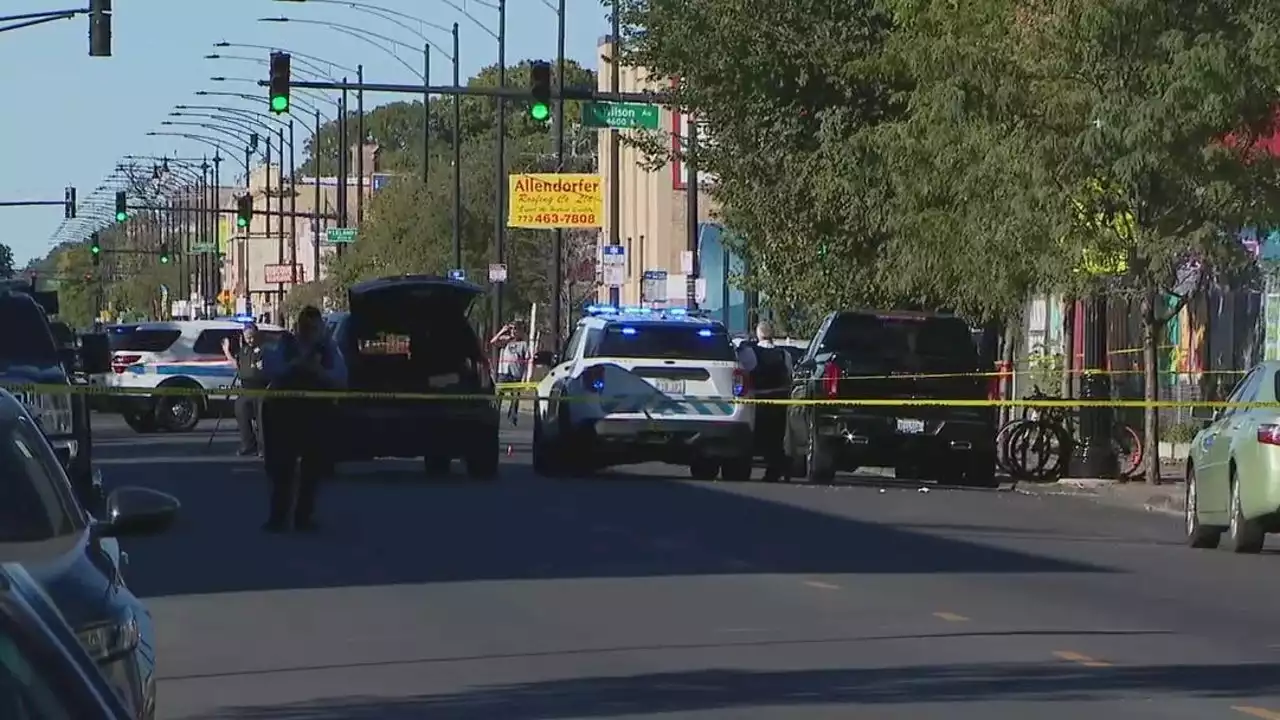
488,263 -> 508,282
641,269 -> 668,304
602,245 -> 626,287
581,101 -> 660,130
326,227 -> 357,244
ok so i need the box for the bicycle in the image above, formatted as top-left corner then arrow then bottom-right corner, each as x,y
998,386 -> 1144,482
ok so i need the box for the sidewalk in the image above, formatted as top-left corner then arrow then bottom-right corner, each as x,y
1020,460 -> 1186,517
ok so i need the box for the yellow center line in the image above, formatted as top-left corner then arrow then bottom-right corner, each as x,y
802,580 -> 841,590
1234,707 -> 1280,720
933,612 -> 970,622
1052,650 -> 1111,667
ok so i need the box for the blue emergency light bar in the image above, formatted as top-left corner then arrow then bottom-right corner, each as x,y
584,304 -> 707,318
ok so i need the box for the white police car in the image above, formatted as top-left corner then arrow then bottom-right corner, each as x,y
532,305 -> 756,480
102,317 -> 284,433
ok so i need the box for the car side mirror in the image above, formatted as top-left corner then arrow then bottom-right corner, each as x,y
52,444 -> 72,468
77,333 -> 112,375
94,487 -> 180,539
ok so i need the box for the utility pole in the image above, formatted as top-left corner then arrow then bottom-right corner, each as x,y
452,23 -> 462,272
608,1 -> 621,308
552,0 -> 566,347
685,114 -> 699,310
493,0 -> 507,334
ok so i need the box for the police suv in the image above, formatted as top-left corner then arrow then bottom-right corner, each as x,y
102,317 -> 284,433
532,305 -> 756,480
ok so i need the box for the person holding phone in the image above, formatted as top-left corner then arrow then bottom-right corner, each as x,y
489,320 -> 529,424
221,322 -> 265,456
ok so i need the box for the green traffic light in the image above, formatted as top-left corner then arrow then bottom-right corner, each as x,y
90,245 -> 100,254
271,95 -> 289,112
530,102 -> 550,121
237,216 -> 248,228
115,211 -> 126,222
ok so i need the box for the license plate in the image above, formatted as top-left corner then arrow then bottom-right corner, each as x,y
652,379 -> 685,394
896,418 -> 925,434
427,372 -> 460,388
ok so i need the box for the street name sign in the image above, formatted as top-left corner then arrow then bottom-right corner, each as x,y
581,102 -> 660,130
326,227 -> 357,244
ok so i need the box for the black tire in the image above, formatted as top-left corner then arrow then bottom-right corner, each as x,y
1184,465 -> 1222,549
1226,468 -> 1265,554
531,412 -> 560,477
804,414 -> 835,484
689,460 -> 719,481
156,394 -> 202,433
122,409 -> 158,434
423,456 -> 451,476
720,457 -> 753,482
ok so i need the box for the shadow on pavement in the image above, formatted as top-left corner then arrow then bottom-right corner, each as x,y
121,456 -> 1111,599
203,661 -> 1280,719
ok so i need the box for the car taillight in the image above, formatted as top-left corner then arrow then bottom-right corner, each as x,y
733,368 -> 749,397
582,365 -> 605,392
1258,424 -> 1280,445
111,354 -> 141,374
822,362 -> 840,398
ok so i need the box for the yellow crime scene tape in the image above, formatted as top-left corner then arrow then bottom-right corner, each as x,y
0,381 -> 1255,409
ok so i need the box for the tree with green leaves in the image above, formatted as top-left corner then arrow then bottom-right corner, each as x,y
0,243 -> 13,278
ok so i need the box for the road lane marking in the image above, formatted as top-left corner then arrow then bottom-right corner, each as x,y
1234,707 -> 1280,720
803,580 -> 841,590
933,612 -> 969,622
1052,650 -> 1111,667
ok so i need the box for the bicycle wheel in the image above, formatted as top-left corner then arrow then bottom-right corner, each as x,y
1112,423 -> 1143,478
1006,420 -> 1072,482
995,419 -> 1025,474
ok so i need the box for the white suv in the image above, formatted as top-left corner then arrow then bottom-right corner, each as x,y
532,306 -> 755,480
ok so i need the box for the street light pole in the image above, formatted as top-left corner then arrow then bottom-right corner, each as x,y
494,0 -> 507,332
314,108 -> 323,277
552,0 -> 566,347
277,125 -> 287,310
423,44 -> 431,185
290,119 -> 298,286
452,22 -> 462,271
338,79 -> 348,258
357,64 -> 365,225
608,0 -> 621,308
213,154 -> 223,307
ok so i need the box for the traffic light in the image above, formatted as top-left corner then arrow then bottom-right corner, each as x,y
269,52 -> 291,114
529,61 -> 551,122
236,194 -> 253,228
64,186 -> 76,219
114,191 -> 127,222
159,243 -> 170,264
89,233 -> 101,266
88,0 -> 111,57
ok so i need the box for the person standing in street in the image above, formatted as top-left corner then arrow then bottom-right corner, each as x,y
259,306 -> 347,533
737,321 -> 794,482
222,322 -> 265,456
489,320 -> 530,425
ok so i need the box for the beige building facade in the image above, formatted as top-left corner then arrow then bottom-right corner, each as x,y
596,36 -> 718,307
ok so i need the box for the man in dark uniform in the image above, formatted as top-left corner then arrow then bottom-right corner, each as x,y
737,321 -> 793,482
222,322 -> 266,456
259,306 -> 347,533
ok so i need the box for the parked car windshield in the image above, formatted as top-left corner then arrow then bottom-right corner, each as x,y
0,297 -> 58,369
0,417 -> 80,543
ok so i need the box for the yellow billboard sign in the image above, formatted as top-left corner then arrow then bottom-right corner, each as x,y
507,173 -> 603,229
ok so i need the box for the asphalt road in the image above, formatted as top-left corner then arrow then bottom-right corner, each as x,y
88,412 -> 1280,720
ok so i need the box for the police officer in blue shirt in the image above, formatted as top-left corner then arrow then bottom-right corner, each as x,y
259,306 -> 348,532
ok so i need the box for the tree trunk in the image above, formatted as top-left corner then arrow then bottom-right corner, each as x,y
1141,287 -> 1161,484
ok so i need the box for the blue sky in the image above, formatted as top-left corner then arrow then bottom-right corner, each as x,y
1,0 -> 607,266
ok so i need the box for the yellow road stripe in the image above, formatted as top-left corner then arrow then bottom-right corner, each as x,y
1052,650 -> 1111,667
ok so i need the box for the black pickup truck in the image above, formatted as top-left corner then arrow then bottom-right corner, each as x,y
784,309 -> 998,487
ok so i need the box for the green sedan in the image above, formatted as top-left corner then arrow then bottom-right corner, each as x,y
1185,361 -> 1280,553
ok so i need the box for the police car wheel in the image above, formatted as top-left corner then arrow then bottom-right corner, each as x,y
158,396 -> 201,432
123,410 -> 158,434
805,416 -> 836,484
688,460 -> 719,481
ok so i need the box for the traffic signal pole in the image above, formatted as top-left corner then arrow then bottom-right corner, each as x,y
608,0 -> 621,309
553,0 -> 566,348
